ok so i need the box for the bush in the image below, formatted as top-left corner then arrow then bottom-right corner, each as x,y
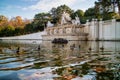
103,12 -> 119,20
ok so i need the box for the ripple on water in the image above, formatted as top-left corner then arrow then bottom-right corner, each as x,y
0,41 -> 120,80
0,58 -> 17,63
0,71 -> 20,80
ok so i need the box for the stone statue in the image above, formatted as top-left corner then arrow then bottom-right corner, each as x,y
61,12 -> 71,25
72,15 -> 80,25
47,21 -> 54,27
75,15 -> 80,25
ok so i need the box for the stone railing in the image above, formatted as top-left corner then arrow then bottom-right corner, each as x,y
45,24 -> 85,36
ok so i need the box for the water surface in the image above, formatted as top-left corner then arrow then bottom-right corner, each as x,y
0,40 -> 120,80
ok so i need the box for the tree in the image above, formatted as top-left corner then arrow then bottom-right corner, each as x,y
0,25 -> 15,37
84,7 -> 97,20
71,9 -> 85,23
95,0 -> 120,15
0,15 -> 8,22
94,0 -> 120,20
50,5 -> 73,24
15,16 -> 23,27
24,23 -> 34,33
50,7 -> 57,18
114,0 -> 120,15
49,8 -> 58,24
85,8 -> 96,17
99,0 -> 112,13
56,5 -> 73,22
56,5 -> 73,16
0,15 -> 32,36
33,13 -> 51,31
9,16 -> 24,28
73,9 -> 84,18
95,1 -> 101,14
0,15 -> 8,28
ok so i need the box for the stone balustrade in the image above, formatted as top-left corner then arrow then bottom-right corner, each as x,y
45,24 -> 85,36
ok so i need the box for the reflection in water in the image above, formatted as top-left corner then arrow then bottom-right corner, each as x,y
0,40 -> 120,80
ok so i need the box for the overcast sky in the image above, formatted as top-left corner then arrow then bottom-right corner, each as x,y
0,0 -> 96,19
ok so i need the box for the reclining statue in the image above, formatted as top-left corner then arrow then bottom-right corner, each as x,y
47,21 -> 54,27
61,12 -> 71,25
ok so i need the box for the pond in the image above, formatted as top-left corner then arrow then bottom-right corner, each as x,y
0,40 -> 120,80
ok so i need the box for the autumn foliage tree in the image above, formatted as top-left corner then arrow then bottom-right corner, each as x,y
9,16 -> 25,28
0,15 -> 30,37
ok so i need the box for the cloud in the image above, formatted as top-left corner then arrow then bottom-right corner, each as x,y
22,0 -> 86,12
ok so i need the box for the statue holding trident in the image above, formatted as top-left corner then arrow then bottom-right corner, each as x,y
71,14 -> 81,25
75,14 -> 80,25
61,11 -> 71,25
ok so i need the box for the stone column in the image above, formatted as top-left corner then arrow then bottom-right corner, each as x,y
86,20 -> 89,33
86,20 -> 90,40
63,28 -> 66,34
99,18 -> 103,40
71,25 -> 75,33
74,25 -> 75,33
52,29 -> 54,35
47,29 -> 50,35
95,19 -> 99,40
112,19 -> 116,40
57,28 -> 59,34
49,29 -> 51,35
91,18 -> 95,40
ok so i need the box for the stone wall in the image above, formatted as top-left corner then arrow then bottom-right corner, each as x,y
45,24 -> 86,35
85,19 -> 120,40
42,35 -> 87,41
43,24 -> 88,41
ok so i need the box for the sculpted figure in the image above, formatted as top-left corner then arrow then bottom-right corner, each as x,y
72,15 -> 80,25
61,12 -> 71,25
75,15 -> 80,25
47,21 -> 54,27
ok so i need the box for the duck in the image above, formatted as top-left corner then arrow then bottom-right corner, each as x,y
2,48 -> 17,54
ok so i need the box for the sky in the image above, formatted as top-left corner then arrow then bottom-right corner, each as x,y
0,0 -> 96,19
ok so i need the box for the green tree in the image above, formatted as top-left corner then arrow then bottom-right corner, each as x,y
71,9 -> 84,18
85,7 -> 96,17
113,0 -> 120,15
98,0 -> 112,13
104,12 -> 119,20
0,25 -> 15,37
56,5 -> 73,17
50,7 -> 57,18
49,8 -> 58,24
50,5 -> 73,23
71,9 -> 86,23
33,12 -> 51,31
24,23 -> 34,33
75,9 -> 84,17
14,27 -> 24,36
95,0 -> 120,15
84,7 -> 96,20
117,0 -> 120,15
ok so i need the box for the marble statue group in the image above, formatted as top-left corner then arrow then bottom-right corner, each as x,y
47,11 -> 81,27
